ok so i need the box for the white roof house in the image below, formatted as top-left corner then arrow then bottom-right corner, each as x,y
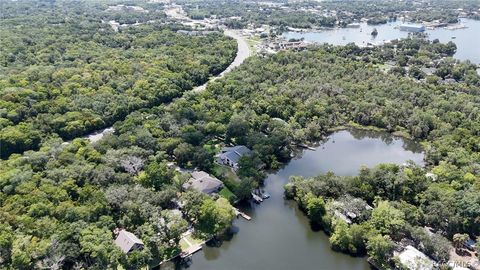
114,229 -> 144,254
396,245 -> 434,270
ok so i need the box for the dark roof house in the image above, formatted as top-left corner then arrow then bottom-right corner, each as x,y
218,145 -> 252,170
464,238 -> 477,251
182,171 -> 223,195
114,229 -> 144,254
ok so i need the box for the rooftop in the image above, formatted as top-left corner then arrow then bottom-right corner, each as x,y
183,171 -> 223,194
114,230 -> 144,253
396,245 -> 434,270
220,145 -> 252,163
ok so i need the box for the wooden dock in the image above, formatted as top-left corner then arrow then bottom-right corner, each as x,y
251,193 -> 263,203
234,208 -> 251,220
180,245 -> 202,258
297,143 -> 316,150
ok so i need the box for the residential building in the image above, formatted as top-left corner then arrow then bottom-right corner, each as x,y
218,145 -> 252,170
183,171 -> 223,195
399,24 -> 425,32
114,229 -> 144,254
395,245 -> 435,270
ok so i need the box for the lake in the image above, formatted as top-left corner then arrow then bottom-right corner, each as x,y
173,129 -> 424,270
283,19 -> 480,64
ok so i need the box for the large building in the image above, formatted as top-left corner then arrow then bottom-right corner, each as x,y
399,24 -> 425,32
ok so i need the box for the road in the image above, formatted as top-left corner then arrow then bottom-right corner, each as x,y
81,6 -> 251,142
193,29 -> 251,92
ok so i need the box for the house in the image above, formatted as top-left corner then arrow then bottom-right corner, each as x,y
395,245 -> 435,270
346,23 -> 361,28
218,146 -> 252,170
270,41 -> 307,51
399,24 -> 425,32
114,229 -> 144,254
182,171 -> 223,195
463,238 -> 477,251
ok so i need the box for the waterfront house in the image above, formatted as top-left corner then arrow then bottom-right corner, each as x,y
114,229 -> 144,254
183,171 -> 223,195
218,145 -> 252,170
395,245 -> 434,270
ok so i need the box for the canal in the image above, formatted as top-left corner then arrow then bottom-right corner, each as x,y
177,129 -> 424,270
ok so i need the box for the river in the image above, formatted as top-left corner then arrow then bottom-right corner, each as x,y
283,19 -> 480,64
173,129 -> 424,270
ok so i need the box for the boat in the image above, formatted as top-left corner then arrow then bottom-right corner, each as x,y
451,36 -> 456,39
261,192 -> 271,199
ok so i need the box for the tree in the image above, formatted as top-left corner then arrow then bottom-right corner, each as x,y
366,234 -> 394,268
305,193 -> 326,223
349,223 -> 369,255
137,161 -> 175,190
192,147 -> 214,171
11,235 -> 50,270
173,143 -> 195,167
237,155 -> 265,182
79,225 -> 123,269
452,233 -> 468,252
370,201 -> 405,237
196,198 -> 235,238
236,177 -> 257,201
180,191 -> 207,222
0,223 -> 14,266
226,115 -> 250,143
329,219 -> 353,252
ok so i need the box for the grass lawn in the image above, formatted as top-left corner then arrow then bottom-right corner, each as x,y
203,140 -> 221,155
213,164 -> 240,182
179,234 -> 204,252
219,186 -> 236,202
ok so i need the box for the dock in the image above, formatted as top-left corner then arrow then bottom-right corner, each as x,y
180,245 -> 202,258
297,143 -> 316,150
234,208 -> 252,220
251,193 -> 263,203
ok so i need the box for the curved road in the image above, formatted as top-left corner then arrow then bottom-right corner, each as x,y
193,30 -> 251,92
84,28 -> 251,142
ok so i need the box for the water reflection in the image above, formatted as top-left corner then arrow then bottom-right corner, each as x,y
283,19 -> 480,64
175,129 -> 424,270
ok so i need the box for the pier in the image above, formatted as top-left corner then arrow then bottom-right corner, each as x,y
297,143 -> 316,150
251,193 -> 263,203
234,208 -> 252,220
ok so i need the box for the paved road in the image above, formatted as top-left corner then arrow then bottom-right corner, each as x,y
193,29 -> 251,92
82,10 -> 251,142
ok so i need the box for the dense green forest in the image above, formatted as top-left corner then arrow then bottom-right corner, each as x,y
0,0 -> 236,158
101,38 -> 479,266
0,1 -> 240,269
180,0 -> 480,29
